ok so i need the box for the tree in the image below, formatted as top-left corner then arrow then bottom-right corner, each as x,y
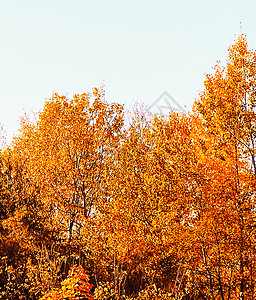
40,265 -> 94,300
9,87 -> 124,297
194,34 -> 256,299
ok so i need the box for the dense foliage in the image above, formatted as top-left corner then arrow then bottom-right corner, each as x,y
1,35 -> 256,299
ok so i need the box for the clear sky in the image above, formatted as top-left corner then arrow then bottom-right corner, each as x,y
1,0 -> 255,144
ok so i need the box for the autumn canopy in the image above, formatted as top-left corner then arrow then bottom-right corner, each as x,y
1,35 -> 256,300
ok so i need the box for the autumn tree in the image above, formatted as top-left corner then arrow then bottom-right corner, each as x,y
0,147 -> 54,299
92,110 -> 202,298
40,265 -> 94,300
194,35 -> 256,299
8,87 -> 124,297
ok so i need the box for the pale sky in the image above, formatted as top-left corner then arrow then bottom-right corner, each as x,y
1,0 -> 255,144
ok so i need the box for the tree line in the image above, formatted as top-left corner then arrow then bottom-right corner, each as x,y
1,35 -> 256,299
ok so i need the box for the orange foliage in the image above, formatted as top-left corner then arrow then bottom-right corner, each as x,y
1,36 -> 256,300
40,266 -> 94,300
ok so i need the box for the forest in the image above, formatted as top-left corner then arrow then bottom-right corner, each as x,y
0,35 -> 256,300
